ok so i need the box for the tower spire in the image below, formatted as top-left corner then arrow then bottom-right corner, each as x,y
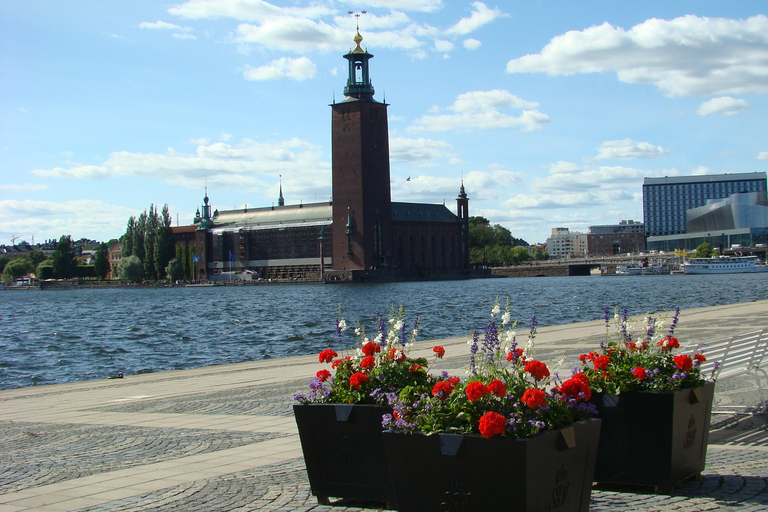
278,175 -> 285,207
343,12 -> 375,101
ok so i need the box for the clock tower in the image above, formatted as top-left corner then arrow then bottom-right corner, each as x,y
331,29 -> 393,271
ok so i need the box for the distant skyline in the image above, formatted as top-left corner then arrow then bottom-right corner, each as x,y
2,1 -> 767,245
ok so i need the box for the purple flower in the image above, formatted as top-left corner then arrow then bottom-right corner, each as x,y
667,307 -> 681,338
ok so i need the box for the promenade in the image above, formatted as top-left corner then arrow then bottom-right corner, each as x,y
2,300 -> 768,511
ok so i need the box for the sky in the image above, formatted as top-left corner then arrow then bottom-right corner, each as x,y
2,1 -> 768,246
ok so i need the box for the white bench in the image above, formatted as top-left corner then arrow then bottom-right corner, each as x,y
683,329 -> 768,414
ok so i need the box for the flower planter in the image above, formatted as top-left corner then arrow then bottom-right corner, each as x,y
382,419 -> 601,512
590,381 -> 715,493
293,403 -> 396,508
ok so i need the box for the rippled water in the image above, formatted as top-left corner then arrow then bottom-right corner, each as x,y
2,273 -> 767,389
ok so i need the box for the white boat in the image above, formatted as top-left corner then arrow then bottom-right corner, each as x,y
615,260 -> 670,275
682,256 -> 768,274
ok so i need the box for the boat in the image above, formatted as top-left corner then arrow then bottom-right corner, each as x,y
682,256 -> 768,274
615,259 -> 671,276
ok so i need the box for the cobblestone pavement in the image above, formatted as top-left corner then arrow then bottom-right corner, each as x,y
1,300 -> 767,511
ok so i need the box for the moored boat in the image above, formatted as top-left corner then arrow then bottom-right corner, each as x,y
682,255 -> 768,274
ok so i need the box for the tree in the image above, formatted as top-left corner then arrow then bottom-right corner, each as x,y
118,255 -> 144,283
27,250 -> 47,267
51,235 -> 78,278
154,204 -> 176,280
133,212 -> 146,263
2,258 -> 34,283
93,243 -> 110,280
165,257 -> 184,282
692,242 -> 713,259
122,216 -> 136,258
0,255 -> 11,274
144,205 -> 158,280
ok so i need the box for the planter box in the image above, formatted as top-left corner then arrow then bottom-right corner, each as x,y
590,382 -> 715,493
382,419 -> 601,512
293,403 -> 395,508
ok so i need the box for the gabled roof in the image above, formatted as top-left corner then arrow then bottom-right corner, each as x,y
391,202 -> 458,223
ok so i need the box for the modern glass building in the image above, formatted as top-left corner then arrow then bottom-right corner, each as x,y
643,172 -> 767,237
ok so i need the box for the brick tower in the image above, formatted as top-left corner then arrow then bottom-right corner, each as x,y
331,29 -> 393,271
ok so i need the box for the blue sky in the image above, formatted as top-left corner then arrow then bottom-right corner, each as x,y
2,1 -> 767,246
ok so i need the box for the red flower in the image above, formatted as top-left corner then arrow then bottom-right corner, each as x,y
410,365 -> 423,373
449,376 -> 460,387
521,388 -> 547,409
433,346 -> 446,358
487,379 -> 507,398
694,353 -> 706,363
659,336 -> 680,350
633,366 -> 647,381
331,356 -> 350,369
316,369 -> 331,381
360,355 -> 376,371
506,348 -> 523,362
318,349 -> 338,363
432,381 -> 455,398
571,372 -> 590,385
674,354 -> 693,372
561,376 -> 591,401
349,372 -> 369,389
465,381 -> 490,402
362,342 -> 381,357
386,347 -> 405,362
478,411 -> 507,438
579,351 -> 598,363
593,355 -> 611,371
524,360 -> 550,381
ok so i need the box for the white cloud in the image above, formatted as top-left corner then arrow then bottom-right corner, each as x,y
696,96 -> 750,116
756,152 -> 768,160
446,2 -> 506,36
389,137 -> 455,164
594,138 -> 670,160
169,0 -> 335,21
173,33 -> 197,40
408,89 -> 549,132
342,0 -> 443,13
244,57 -> 317,81
506,14 -> 768,97
236,18 -> 345,52
434,39 -> 454,52
463,38 -> 481,50
139,20 -> 185,30
31,138 -> 330,194
529,161 -> 662,196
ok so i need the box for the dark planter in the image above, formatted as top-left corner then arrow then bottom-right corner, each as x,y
293,403 -> 396,508
382,419 -> 601,512
590,381 -> 715,493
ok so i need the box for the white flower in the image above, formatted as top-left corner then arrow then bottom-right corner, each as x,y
501,311 -> 511,326
374,333 -> 383,344
354,327 -> 362,336
491,305 -> 501,317
634,340 -> 644,349
393,320 -> 404,332
338,319 -> 347,332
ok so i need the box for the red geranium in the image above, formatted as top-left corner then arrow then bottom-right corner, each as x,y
593,355 -> 611,371
318,349 -> 338,363
674,354 -> 693,372
361,341 -> 381,357
349,372 -> 368,389
561,375 -> 591,401
487,379 -> 507,398
632,366 -> 646,381
524,360 -> 550,381
694,353 -> 706,363
478,411 -> 507,438
316,369 -> 331,381
360,355 -> 376,370
521,388 -> 547,409
432,380 -> 454,398
506,348 -> 523,362
410,365 -> 423,373
465,381 -> 489,402
331,356 -> 351,369
433,346 -> 446,358
658,336 -> 680,350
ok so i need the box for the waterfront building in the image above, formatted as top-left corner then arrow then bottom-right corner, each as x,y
587,220 -> 646,256
643,172 -> 766,237
179,29 -> 469,282
546,228 -> 587,259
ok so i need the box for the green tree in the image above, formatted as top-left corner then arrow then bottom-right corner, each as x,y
692,242 -> 713,259
27,250 -> 47,268
118,255 -> 144,283
51,235 -> 79,278
154,205 -> 175,280
165,256 -> 184,282
93,243 -> 110,280
133,212 -> 146,263
36,259 -> 53,280
0,255 -> 10,274
510,246 -> 531,264
2,258 -> 34,283
144,205 -> 158,280
122,216 -> 136,258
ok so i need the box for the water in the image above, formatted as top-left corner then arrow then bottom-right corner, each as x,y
2,274 -> 766,389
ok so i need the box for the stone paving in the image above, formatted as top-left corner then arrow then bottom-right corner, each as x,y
1,300 -> 767,511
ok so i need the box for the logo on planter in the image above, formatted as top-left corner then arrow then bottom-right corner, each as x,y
549,465 -> 570,509
684,414 -> 697,450
336,434 -> 360,473
440,473 -> 472,510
